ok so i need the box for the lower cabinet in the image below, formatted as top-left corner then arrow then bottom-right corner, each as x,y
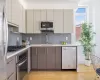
46,47 -> 56,70
55,47 -> 62,70
31,47 -> 62,70
31,47 -> 38,69
37,47 -> 46,69
7,73 -> 16,80
7,57 -> 16,80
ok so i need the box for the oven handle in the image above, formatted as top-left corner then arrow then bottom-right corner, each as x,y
17,59 -> 27,67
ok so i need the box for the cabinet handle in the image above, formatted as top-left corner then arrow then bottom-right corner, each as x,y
46,48 -> 48,54
36,48 -> 37,55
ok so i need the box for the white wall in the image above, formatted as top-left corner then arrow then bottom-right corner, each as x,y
84,0 -> 100,57
77,45 -> 85,64
77,0 -> 98,64
93,0 -> 100,57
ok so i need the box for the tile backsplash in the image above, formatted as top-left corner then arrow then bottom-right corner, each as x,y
22,33 -> 71,44
8,26 -> 22,46
8,24 -> 71,45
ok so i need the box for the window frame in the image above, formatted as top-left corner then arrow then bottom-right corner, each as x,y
74,6 -> 89,42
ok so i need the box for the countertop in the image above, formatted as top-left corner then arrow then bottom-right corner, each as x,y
7,44 -> 79,59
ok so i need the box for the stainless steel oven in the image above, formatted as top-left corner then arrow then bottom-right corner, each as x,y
16,51 -> 28,80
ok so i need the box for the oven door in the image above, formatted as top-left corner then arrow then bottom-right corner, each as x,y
17,58 -> 28,80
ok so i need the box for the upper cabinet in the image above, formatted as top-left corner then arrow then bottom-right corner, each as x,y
25,9 -> 74,33
54,10 -> 63,33
11,0 -> 20,26
6,0 -> 26,33
22,7 -> 26,33
47,9 -> 54,22
26,10 -> 34,33
41,10 -> 46,21
33,10 -> 41,33
64,9 -> 74,33
18,4 -> 26,33
6,0 -> 12,23
19,4 -> 23,32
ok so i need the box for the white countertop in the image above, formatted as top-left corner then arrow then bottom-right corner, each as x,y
7,44 -> 79,59
7,46 -> 30,59
31,44 -> 79,47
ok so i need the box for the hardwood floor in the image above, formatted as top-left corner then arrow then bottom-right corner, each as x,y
78,64 -> 95,72
23,65 -> 97,80
23,71 -> 97,80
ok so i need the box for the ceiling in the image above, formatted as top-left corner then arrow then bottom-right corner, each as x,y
20,0 -> 81,9
78,0 -> 91,5
23,0 -> 80,4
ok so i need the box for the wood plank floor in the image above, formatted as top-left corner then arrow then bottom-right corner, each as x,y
23,71 -> 97,80
78,64 -> 95,72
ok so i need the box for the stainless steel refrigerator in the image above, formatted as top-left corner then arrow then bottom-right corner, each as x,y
0,0 -> 8,80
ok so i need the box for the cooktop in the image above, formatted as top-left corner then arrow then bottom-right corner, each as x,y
7,45 -> 25,52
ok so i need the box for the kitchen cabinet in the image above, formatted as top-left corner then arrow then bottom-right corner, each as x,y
26,10 -> 34,33
46,47 -> 56,69
19,5 -> 26,33
6,0 -> 12,23
22,7 -> 26,33
6,0 -> 26,32
25,9 -> 74,33
41,10 -> 46,21
7,57 -> 16,80
47,9 -> 54,21
31,46 -> 63,70
64,9 -> 73,33
7,73 -> 16,80
19,4 -> 23,33
37,47 -> 46,69
31,47 -> 38,69
62,47 -> 77,69
34,10 -> 41,33
55,47 -> 62,70
54,10 -> 63,33
12,0 -> 20,26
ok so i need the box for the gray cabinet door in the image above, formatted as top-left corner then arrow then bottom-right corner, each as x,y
26,10 -> 34,33
12,0 -> 19,25
41,10 -> 46,21
33,10 -> 41,33
64,9 -> 73,33
55,47 -> 62,70
47,9 -> 54,22
7,57 -> 16,80
6,0 -> 12,23
54,10 -> 63,33
8,73 -> 16,80
37,47 -> 46,69
46,47 -> 56,69
31,47 -> 38,69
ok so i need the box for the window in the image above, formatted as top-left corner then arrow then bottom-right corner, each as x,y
75,8 -> 87,41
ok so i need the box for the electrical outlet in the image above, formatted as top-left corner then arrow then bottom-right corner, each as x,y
66,37 -> 68,41
17,37 -> 19,41
30,37 -> 32,40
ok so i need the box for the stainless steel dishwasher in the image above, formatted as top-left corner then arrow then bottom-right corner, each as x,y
62,47 -> 77,69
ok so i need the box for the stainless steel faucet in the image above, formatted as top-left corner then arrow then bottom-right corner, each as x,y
46,34 -> 49,44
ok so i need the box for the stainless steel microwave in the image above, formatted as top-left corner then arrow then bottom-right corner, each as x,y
41,22 -> 53,31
